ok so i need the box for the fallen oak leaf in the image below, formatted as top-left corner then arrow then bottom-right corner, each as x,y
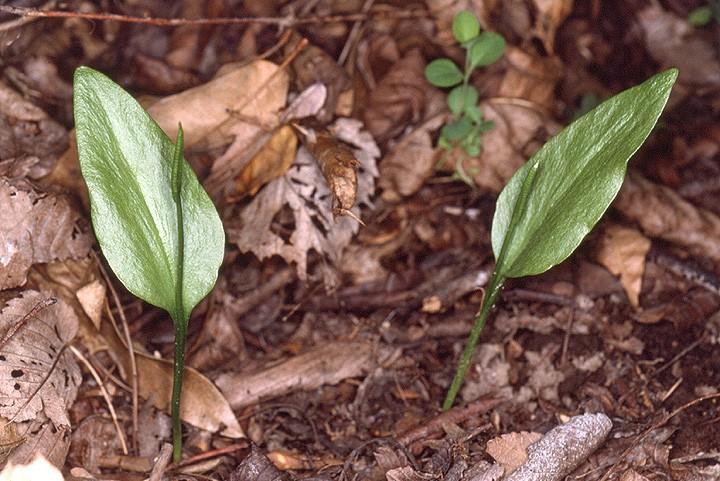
486,432 -> 543,476
0,178 -> 92,290
594,223 -> 651,307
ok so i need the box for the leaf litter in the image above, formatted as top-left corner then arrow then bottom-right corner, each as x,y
1,0 -> 720,479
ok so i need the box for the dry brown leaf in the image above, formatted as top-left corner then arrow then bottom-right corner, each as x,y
216,341 -> 375,409
364,49 -> 431,143
531,0 -> 574,54
638,6 -> 720,87
148,60 -> 288,150
525,344 -> 564,402
68,416 -> 121,473
304,129 -> 360,216
29,261 -> 244,439
486,432 -> 543,475
0,455 -> 64,481
75,280 -> 105,330
235,126 -> 298,197
291,40 -> 351,123
615,173 -> 720,263
379,113 -> 446,201
0,291 -> 81,469
0,291 -> 80,426
498,47 -> 564,110
595,224 -> 650,307
0,82 -> 67,179
229,119 -> 379,286
0,178 -> 91,290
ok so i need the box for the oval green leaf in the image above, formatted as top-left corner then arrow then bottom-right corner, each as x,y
442,116 -> 473,140
452,11 -> 480,43
448,85 -> 479,116
491,69 -> 677,278
469,32 -> 505,70
73,67 -> 225,323
425,59 -> 464,88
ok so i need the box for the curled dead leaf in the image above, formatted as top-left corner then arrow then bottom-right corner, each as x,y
236,126 -> 298,197
379,114 -> 446,201
0,178 -> 92,290
531,0 -> 574,54
595,224 -> 651,307
616,173 -> 720,263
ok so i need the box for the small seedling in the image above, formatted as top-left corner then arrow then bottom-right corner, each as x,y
443,68 -> 678,410
688,1 -> 720,26
73,67 -> 225,461
425,11 -> 505,162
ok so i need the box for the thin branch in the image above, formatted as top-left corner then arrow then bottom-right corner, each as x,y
0,5 -> 428,28
70,345 -> 128,455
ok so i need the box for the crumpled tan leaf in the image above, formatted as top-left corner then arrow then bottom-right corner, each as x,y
638,6 -> 720,87
615,173 -> 720,263
531,0 -> 574,54
0,178 -> 92,290
363,49 -> 434,143
379,114 -> 446,201
595,224 -> 651,307
230,118 -> 379,286
29,260 -> 244,439
486,432 -> 543,475
0,291 -> 80,426
0,291 -> 81,469
0,82 -> 67,179
235,126 -> 298,197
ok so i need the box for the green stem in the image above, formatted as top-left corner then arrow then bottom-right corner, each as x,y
442,272 -> 504,410
170,125 -> 186,463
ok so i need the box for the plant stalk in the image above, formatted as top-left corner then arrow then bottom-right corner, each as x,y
171,321 -> 187,462
171,125 -> 187,463
442,272 -> 505,410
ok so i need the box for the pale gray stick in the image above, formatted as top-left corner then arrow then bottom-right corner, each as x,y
505,413 -> 612,481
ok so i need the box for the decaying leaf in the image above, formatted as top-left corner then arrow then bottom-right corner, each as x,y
74,280 -> 105,330
638,6 -> 720,87
595,224 -> 651,307
615,173 -> 720,263
486,431 -> 543,475
230,119 -> 379,285
29,260 -> 244,439
379,114 -> 445,201
0,291 -> 80,426
148,60 -> 289,151
498,47 -> 563,110
531,0 -> 574,54
303,128 -> 360,217
0,82 -> 67,179
236,126 -> 298,197
0,455 -> 64,481
0,291 -> 81,469
363,49 -> 432,143
0,178 -> 92,290
291,39 -> 351,123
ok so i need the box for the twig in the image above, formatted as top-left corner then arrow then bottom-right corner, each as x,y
337,0 -> 374,65
170,442 -> 248,470
96,253 -> 140,455
70,344 -> 129,455
397,396 -> 503,447
0,5 -> 428,27
149,443 -> 173,481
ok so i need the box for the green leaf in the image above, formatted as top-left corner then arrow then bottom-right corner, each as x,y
688,6 -> 712,26
465,103 -> 483,123
448,85 -> 479,116
425,59 -> 464,87
468,32 -> 506,70
491,69 -> 677,279
73,66 -> 225,323
452,11 -> 480,43
442,116 -> 473,140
